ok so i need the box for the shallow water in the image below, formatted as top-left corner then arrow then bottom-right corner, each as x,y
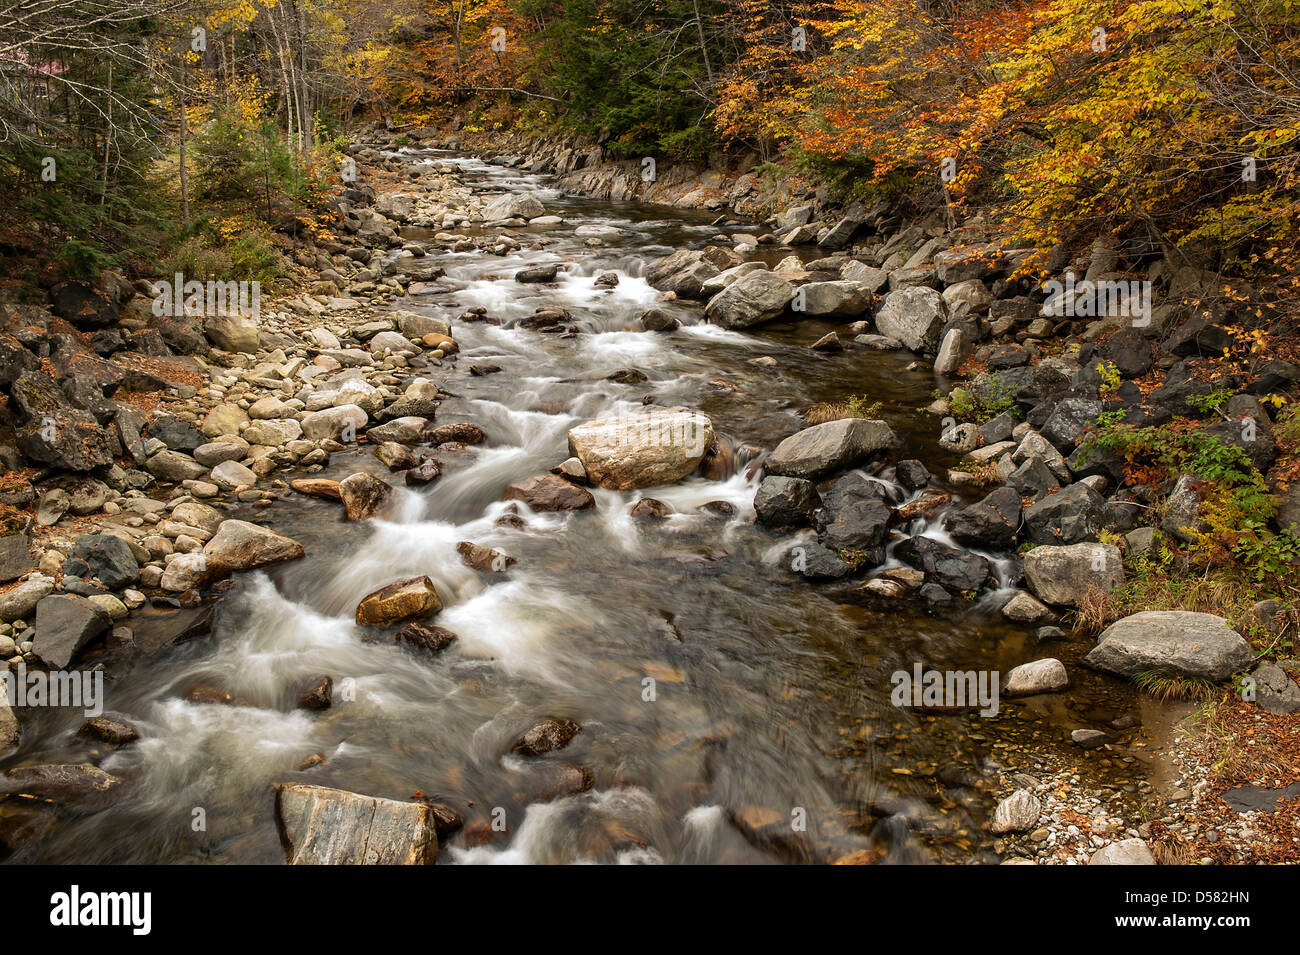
3,150 -> 1148,865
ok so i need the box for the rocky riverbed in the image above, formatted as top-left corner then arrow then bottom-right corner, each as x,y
0,130 -> 1296,865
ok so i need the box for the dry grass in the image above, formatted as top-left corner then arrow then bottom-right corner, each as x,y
804,396 -> 882,425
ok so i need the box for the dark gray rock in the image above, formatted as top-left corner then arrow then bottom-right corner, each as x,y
31,595 -> 112,669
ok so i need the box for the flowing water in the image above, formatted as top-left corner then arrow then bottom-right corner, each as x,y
3,151 -> 1149,865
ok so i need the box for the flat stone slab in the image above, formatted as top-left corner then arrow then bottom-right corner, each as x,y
274,783 -> 437,864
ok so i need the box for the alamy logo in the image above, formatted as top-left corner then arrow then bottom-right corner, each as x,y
1041,273 -> 1151,327
891,663 -> 1000,717
49,885 -> 151,935
152,273 -> 260,320
2,661 -> 103,717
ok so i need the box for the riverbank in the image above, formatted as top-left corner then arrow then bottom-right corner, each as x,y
0,132 -> 1295,864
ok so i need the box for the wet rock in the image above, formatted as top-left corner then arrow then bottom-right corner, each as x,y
1072,728 -> 1110,749
1005,658 -> 1069,696
274,783 -> 438,865
894,536 -> 992,593
510,762 -> 595,804
946,486 -> 1022,549
567,407 -> 713,490
374,442 -> 419,471
516,264 -> 560,284
791,541 -> 853,579
1085,611 -> 1255,681
297,675 -> 333,711
1023,542 -> 1123,606
704,270 -> 794,329
396,622 -> 457,654
766,418 -> 894,479
356,576 -> 441,626
895,460 -> 931,491
426,422 -> 485,446
456,541 -> 516,573
339,472 -> 393,521
640,308 -> 680,332
991,790 -> 1040,834
503,474 -> 595,511
512,717 -> 581,756
874,286 -> 948,352
629,498 -> 671,522
405,459 -> 442,485
0,763 -> 123,806
77,717 -> 139,746
917,582 -> 954,613
818,492 -> 892,554
31,595 -> 112,668
1088,838 -> 1155,865
204,520 -> 305,574
754,476 -> 820,529
290,478 -> 342,500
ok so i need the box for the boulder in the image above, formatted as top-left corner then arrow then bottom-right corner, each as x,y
794,281 -> 874,318
894,536 -> 992,592
274,783 -> 437,865
203,314 -> 260,353
31,595 -> 112,668
1084,611 -> 1255,681
481,192 -> 545,222
204,520 -> 305,574
946,486 -> 1022,549
754,476 -> 820,529
502,474 -> 595,511
1249,662 -> 1300,715
302,405 -> 368,441
567,407 -> 714,490
0,576 -> 55,621
704,270 -> 794,329
1004,658 -> 1069,695
356,576 -> 441,626
339,473 -> 393,521
766,418 -> 895,479
9,372 -> 114,471
69,534 -> 139,589
1023,543 -> 1123,606
1023,484 -> 1106,544
874,286 -> 948,352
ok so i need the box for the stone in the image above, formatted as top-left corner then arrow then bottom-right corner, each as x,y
1041,398 -> 1103,452
481,192 -> 545,222
69,534 -> 139,589
766,418 -> 895,479
297,675 -> 334,711
894,536 -> 992,592
567,407 -> 714,490
31,595 -> 112,668
0,532 -> 34,583
456,541 -> 515,573
754,476 -> 820,529
990,790 -> 1041,834
934,327 -> 970,375
204,520 -> 305,574
0,763 -> 122,805
274,783 -> 437,865
0,577 -> 55,621
201,403 -> 249,437
9,372 -> 114,471
302,405 -> 368,441
512,717 -> 581,756
1023,484 -> 1107,545
242,418 -> 302,446
356,576 -> 441,626
0,681 -> 17,753
339,473 -> 393,520
1023,543 -> 1123,606
794,281 -> 874,318
1085,611 -> 1256,681
1005,658 -> 1069,695
1001,591 -> 1055,625
704,270 -> 794,329
502,474 -> 595,511
146,450 -> 208,482
874,286 -> 948,352
946,486 -> 1022,549
203,314 -> 260,353
210,459 -> 257,490
1088,838 -> 1155,865
78,717 -> 139,746
1072,728 -> 1110,749
396,622 -> 457,654
1250,662 -> 1300,714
